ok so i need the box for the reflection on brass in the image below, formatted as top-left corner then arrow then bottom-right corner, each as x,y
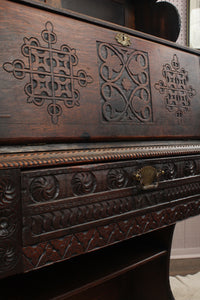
133,166 -> 164,190
115,32 -> 131,47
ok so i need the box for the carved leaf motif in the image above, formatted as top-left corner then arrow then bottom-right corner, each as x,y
71,172 -> 96,196
128,57 -> 144,76
106,51 -> 122,76
30,176 -> 59,202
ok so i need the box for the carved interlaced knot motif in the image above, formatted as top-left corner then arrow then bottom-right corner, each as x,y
3,22 -> 93,124
155,54 -> 196,121
97,42 -> 152,123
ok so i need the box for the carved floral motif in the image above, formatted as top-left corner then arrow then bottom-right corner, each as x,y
183,160 -> 197,176
107,168 -> 128,189
30,175 -> 59,202
0,178 -> 16,207
162,163 -> 177,180
0,216 -> 16,238
71,172 -> 97,196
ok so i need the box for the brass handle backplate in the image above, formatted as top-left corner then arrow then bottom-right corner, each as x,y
133,166 -> 164,190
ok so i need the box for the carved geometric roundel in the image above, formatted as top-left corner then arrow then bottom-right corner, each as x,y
3,22 -> 93,124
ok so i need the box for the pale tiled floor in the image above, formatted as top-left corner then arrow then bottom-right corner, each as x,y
170,272 -> 200,300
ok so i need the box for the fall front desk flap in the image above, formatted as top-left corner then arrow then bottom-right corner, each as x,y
0,0 -> 200,143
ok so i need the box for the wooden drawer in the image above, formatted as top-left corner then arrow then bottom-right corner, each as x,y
21,155 -> 200,271
0,0 -> 200,143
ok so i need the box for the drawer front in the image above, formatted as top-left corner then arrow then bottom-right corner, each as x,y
0,0 -> 200,143
22,156 -> 200,271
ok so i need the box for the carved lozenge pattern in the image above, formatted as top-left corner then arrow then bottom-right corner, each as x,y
22,198 -> 200,271
97,42 -> 153,123
134,181 -> 200,209
3,22 -> 93,124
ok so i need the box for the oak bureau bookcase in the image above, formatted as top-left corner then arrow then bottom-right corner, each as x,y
0,0 -> 200,299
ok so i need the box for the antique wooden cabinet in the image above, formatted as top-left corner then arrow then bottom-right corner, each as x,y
0,0 -> 200,299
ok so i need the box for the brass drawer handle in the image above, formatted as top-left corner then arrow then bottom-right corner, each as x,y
133,166 -> 164,190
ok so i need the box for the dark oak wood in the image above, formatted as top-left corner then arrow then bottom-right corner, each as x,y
0,0 -> 200,299
0,226 -> 175,299
0,0 -> 199,144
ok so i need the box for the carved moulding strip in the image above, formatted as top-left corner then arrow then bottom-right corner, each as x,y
3,21 -> 93,124
0,170 -> 21,279
22,197 -> 200,271
23,194 -> 134,243
1,144 -> 200,169
22,176 -> 200,245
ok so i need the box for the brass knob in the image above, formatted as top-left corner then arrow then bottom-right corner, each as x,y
133,166 -> 164,190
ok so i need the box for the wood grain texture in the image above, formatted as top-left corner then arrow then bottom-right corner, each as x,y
0,2 -> 200,299
0,0 -> 200,144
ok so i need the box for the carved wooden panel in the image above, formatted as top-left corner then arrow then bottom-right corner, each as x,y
155,54 -> 196,122
0,169 -> 21,279
3,21 -> 93,125
0,0 -> 200,143
97,42 -> 152,123
22,197 -> 200,272
21,155 -> 200,263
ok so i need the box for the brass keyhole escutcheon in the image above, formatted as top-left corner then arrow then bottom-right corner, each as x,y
115,32 -> 131,47
133,166 -> 164,190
